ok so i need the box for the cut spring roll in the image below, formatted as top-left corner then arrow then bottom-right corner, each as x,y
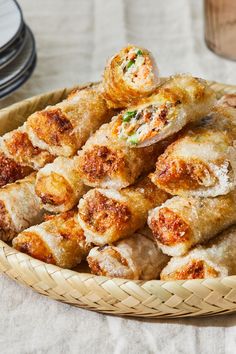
102,45 -> 159,108
0,126 -> 54,187
0,174 -> 43,241
161,225 -> 236,280
26,84 -> 115,157
35,156 -> 88,213
13,211 -> 92,269
78,177 -> 169,245
0,125 -> 54,169
87,231 -> 169,280
78,120 -> 167,189
148,191 -> 236,256
150,107 -> 236,197
0,152 -> 32,187
111,74 -> 216,147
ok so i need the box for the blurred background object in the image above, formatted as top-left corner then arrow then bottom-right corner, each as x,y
205,0 -> 236,60
0,0 -> 36,99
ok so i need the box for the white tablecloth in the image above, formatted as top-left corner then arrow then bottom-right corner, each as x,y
1,1 -> 236,353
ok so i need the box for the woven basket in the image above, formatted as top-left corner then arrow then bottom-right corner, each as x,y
0,81 -> 236,319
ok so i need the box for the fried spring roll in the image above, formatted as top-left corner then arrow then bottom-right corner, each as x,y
111,75 -> 216,147
161,225 -> 236,280
0,125 -> 54,169
0,174 -> 43,241
35,156 -> 88,213
148,192 -> 236,256
0,152 -> 32,187
77,120 -> 166,189
26,85 -> 115,157
78,177 -> 169,245
150,107 -> 236,197
87,231 -> 169,280
13,211 -> 92,268
102,45 -> 159,108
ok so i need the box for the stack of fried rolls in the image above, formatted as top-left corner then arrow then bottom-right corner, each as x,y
3,45 -> 236,281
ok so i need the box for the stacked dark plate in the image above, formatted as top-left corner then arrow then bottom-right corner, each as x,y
0,0 -> 36,99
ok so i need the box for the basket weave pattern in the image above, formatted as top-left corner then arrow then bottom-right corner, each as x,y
0,81 -> 236,318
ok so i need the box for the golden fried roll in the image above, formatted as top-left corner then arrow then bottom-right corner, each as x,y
78,177 -> 169,245
0,174 -> 43,242
161,225 -> 236,280
102,45 -> 159,108
35,156 -> 88,213
0,151 -> 32,187
78,121 -> 165,189
150,107 -> 236,197
26,84 -> 114,157
112,75 -> 216,147
13,211 -> 92,269
0,125 -> 54,170
87,232 -> 169,280
148,191 -> 236,257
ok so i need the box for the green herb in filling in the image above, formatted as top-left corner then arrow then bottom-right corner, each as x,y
122,110 -> 137,122
126,60 -> 135,69
128,134 -> 138,145
136,49 -> 143,56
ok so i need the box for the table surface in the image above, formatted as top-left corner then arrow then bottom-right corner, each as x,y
0,1 -> 236,353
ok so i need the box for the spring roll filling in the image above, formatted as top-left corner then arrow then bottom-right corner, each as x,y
121,47 -> 155,88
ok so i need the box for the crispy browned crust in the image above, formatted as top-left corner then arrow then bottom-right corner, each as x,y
87,247 -> 129,276
0,200 -> 12,231
44,210 -> 87,244
14,231 -> 56,264
0,152 -> 32,187
79,190 -> 131,234
35,172 -> 74,206
129,177 -> 169,205
28,108 -> 77,152
150,207 -> 190,246
79,145 -> 126,183
161,260 -> 219,280
4,130 -> 54,167
151,153 -> 216,192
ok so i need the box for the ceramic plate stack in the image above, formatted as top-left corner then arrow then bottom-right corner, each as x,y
0,0 -> 36,99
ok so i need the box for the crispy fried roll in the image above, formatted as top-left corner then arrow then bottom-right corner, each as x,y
0,125 -> 54,170
161,225 -> 236,280
0,174 -> 43,241
0,152 -> 32,187
26,85 -> 114,157
148,191 -> 236,256
35,156 -> 88,213
150,107 -> 236,197
87,231 -> 169,280
13,211 -> 92,268
102,45 -> 159,108
111,75 -> 216,147
78,177 -> 169,245
78,120 -> 166,189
